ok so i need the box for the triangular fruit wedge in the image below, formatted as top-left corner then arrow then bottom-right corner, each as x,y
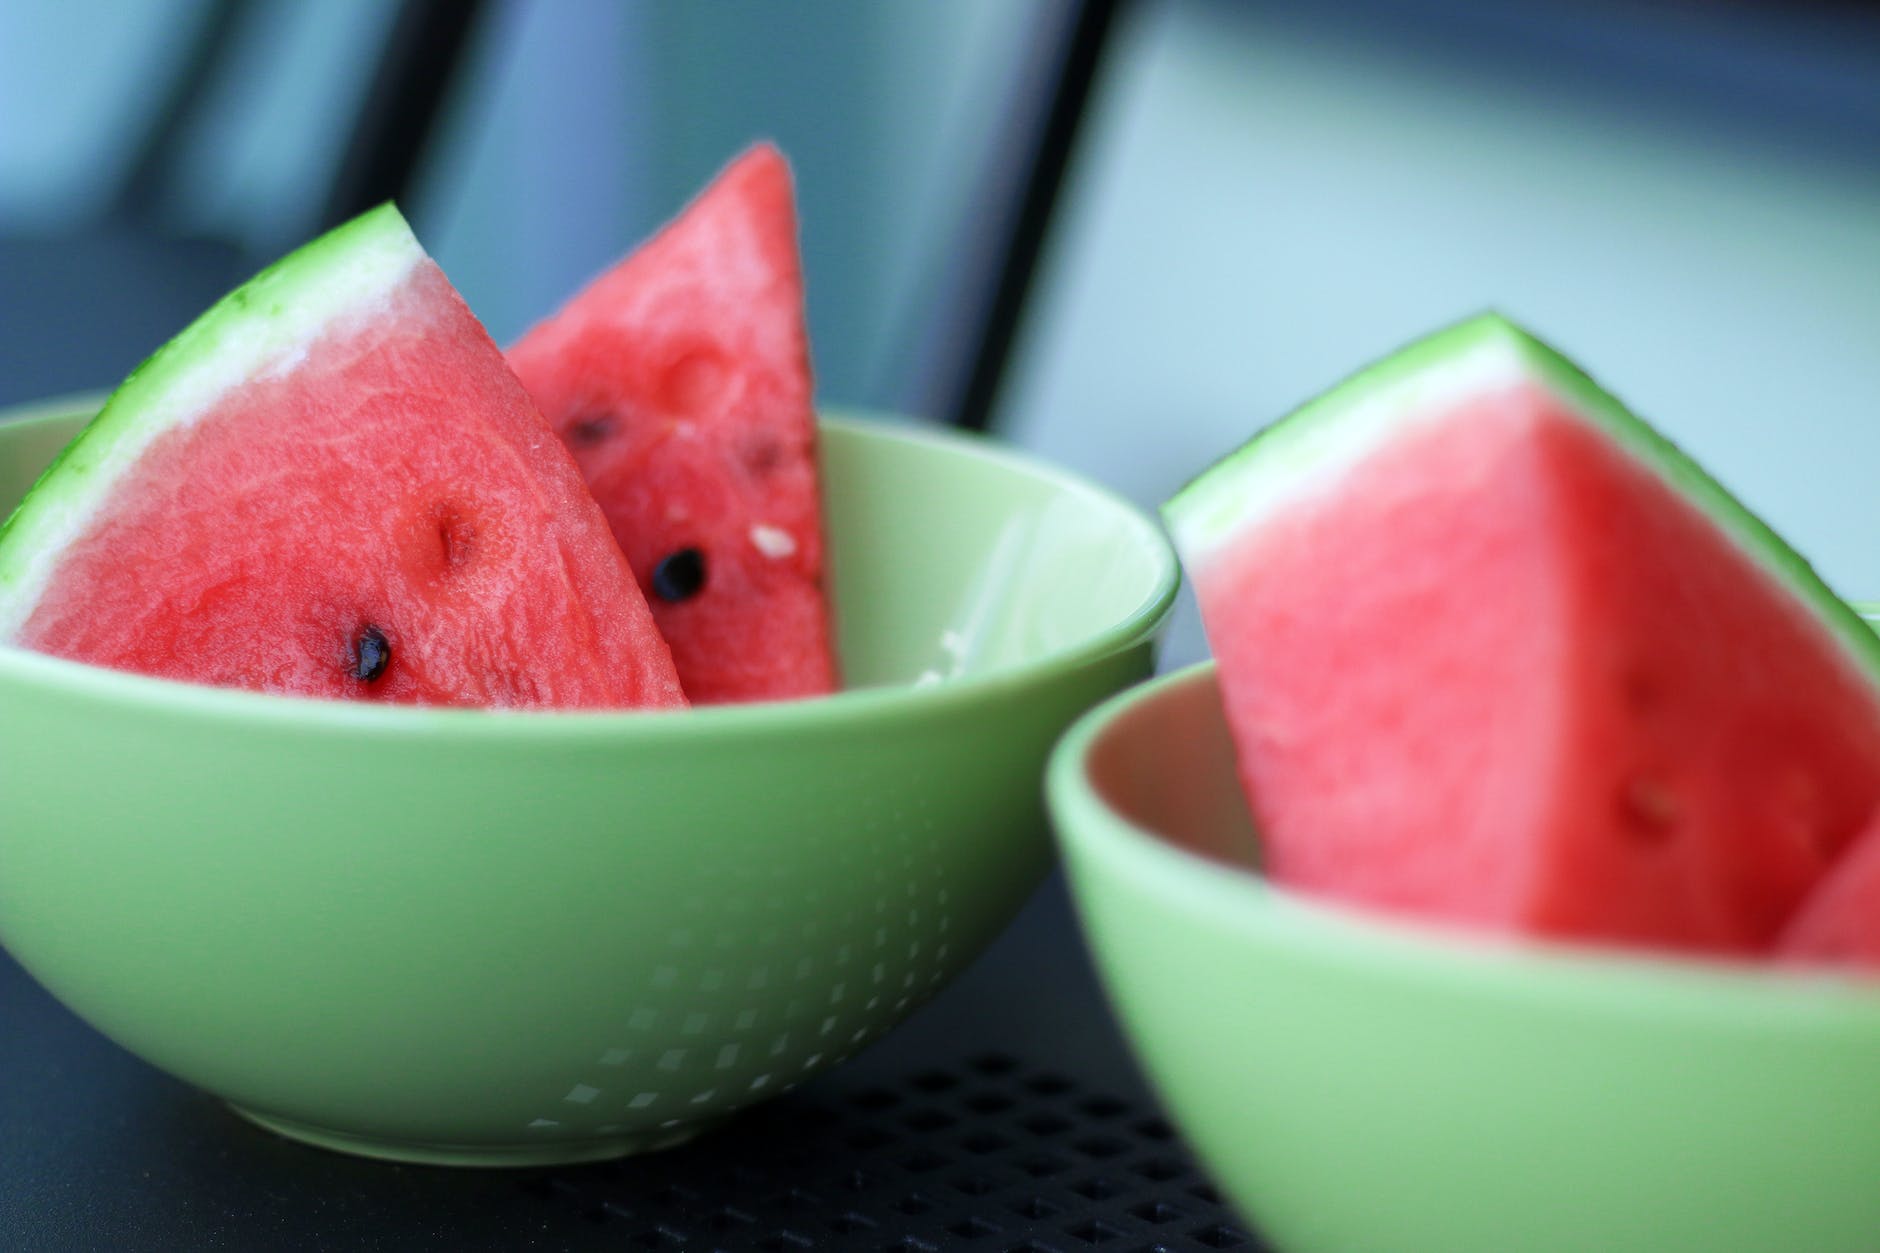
1777,810 -> 1880,971
1163,313 -> 1880,956
0,205 -> 686,711
507,142 -> 838,705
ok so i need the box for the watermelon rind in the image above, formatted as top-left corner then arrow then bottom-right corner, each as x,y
0,204 -> 422,641
1161,312 -> 1880,690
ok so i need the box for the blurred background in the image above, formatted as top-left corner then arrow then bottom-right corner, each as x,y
1,0 -> 1876,671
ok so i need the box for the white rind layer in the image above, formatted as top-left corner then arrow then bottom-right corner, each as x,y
0,204 -> 422,640
1166,324 -> 1531,566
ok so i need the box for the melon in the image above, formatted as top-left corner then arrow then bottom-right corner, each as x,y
508,142 -> 837,705
1163,313 -> 1880,956
0,205 -> 687,711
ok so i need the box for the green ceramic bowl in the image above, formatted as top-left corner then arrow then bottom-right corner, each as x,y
1050,661 -> 1880,1253
0,398 -> 1178,1167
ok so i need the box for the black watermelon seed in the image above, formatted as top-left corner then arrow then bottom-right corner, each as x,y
566,414 -> 616,446
651,548 -> 706,602
352,626 -> 390,682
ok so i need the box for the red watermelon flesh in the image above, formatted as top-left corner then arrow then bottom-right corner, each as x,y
0,207 -> 687,711
1166,317 -> 1880,956
1777,810 -> 1880,969
507,143 -> 837,705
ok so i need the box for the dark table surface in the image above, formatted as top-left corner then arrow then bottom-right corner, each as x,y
1,871 -> 1266,1252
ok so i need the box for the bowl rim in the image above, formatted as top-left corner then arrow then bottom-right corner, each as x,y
1048,659 -> 1880,1014
0,397 -> 1181,739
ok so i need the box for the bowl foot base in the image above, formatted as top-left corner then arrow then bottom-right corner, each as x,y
229,1103 -> 724,1167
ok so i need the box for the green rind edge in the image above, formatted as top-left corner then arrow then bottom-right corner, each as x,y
0,203 -> 421,636
1162,311 -> 1880,691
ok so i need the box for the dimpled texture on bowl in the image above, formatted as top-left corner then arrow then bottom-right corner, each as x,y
1049,661 -> 1880,1253
0,400 -> 1177,1166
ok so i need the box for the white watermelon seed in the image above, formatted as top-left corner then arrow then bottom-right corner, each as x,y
750,524 -> 796,559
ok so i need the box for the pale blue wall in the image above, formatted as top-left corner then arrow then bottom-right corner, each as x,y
0,0 -> 1034,410
997,0 -> 1880,669
0,0 -> 391,235
0,0 -> 203,222
4,0 -> 1876,659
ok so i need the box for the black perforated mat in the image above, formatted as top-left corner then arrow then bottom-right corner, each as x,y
507,1052 -> 1261,1252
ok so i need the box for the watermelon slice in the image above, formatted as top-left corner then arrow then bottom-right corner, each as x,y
0,205 -> 687,711
507,143 -> 837,705
1777,810 -> 1880,969
1164,313 -> 1880,956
